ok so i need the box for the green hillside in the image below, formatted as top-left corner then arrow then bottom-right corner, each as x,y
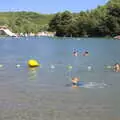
0,11 -> 54,33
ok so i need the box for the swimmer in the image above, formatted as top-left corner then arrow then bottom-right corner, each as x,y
72,77 -> 80,88
73,51 -> 79,56
83,51 -> 89,56
113,63 -> 120,72
72,49 -> 79,56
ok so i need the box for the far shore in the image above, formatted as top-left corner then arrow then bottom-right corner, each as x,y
0,31 -> 119,39
0,35 -> 114,39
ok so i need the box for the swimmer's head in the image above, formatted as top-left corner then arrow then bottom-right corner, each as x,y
114,63 -> 119,65
85,51 -> 88,54
83,51 -> 89,56
114,63 -> 119,67
72,77 -> 80,82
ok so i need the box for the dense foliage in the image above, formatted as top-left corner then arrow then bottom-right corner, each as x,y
0,0 -> 119,37
0,11 -> 53,33
49,0 -> 120,37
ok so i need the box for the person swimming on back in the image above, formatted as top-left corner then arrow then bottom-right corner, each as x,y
72,77 -> 80,88
113,63 -> 120,72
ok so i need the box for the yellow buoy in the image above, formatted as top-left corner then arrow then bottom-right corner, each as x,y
27,59 -> 40,67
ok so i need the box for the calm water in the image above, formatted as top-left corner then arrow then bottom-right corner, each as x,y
0,36 -> 120,120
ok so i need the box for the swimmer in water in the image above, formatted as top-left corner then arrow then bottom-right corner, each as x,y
73,49 -> 79,56
83,51 -> 89,56
73,49 -> 78,56
73,51 -> 78,56
113,63 -> 120,72
72,77 -> 80,88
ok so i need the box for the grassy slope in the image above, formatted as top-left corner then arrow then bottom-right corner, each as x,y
0,11 -> 54,26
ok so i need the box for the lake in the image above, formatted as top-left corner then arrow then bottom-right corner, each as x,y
0,36 -> 119,120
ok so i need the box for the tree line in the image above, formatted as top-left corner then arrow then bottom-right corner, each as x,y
0,0 -> 119,37
48,0 -> 120,37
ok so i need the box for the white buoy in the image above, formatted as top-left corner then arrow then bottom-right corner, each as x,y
88,66 -> 92,71
50,65 -> 55,69
16,64 -> 20,68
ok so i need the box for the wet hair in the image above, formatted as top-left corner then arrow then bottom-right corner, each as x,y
85,51 -> 88,54
114,63 -> 119,66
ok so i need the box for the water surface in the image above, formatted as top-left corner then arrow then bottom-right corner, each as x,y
0,37 -> 119,120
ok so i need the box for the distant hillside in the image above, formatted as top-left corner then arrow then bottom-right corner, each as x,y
0,11 -> 54,33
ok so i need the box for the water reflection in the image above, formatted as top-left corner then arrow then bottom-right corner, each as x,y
28,67 -> 39,80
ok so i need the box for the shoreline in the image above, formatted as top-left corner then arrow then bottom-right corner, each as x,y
0,34 -> 114,39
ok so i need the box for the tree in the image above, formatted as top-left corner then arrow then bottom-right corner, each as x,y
49,11 -> 73,36
47,0 -> 120,37
48,12 -> 61,32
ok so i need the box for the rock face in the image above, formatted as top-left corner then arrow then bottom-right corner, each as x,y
114,35 -> 120,39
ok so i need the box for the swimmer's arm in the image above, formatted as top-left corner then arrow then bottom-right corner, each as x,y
72,85 -> 79,88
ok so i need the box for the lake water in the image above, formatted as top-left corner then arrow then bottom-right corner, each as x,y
0,36 -> 120,120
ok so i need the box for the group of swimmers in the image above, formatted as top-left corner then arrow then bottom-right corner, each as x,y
73,49 -> 89,57
71,63 -> 120,88
72,49 -> 120,88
